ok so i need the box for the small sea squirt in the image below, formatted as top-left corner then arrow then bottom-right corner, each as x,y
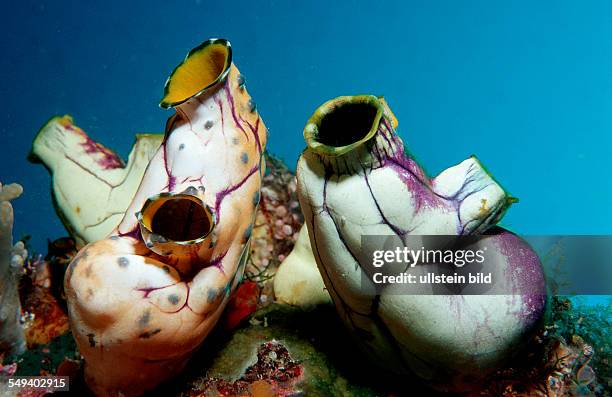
296,95 -> 546,391
64,38 -> 267,397
29,116 -> 163,246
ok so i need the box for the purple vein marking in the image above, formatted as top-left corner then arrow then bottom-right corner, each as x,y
224,83 -> 249,140
240,115 -> 262,154
207,250 -> 228,275
118,226 -> 141,240
138,281 -> 205,315
310,211 -> 370,323
162,141 -> 176,191
214,96 -> 226,137
321,172 -> 367,274
136,282 -> 181,298
215,164 -> 259,220
319,168 -> 435,369
362,168 -> 408,238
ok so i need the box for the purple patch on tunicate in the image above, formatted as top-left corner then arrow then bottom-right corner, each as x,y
118,226 -> 141,240
490,229 -> 546,325
386,158 -> 444,213
206,250 -> 228,274
78,131 -> 124,170
374,125 -> 443,213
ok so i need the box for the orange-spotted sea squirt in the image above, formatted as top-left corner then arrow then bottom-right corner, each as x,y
64,38 -> 267,397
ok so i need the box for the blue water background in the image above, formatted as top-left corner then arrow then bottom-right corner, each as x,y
1,1 -> 610,305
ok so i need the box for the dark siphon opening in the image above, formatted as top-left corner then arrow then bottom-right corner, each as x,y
316,102 -> 378,147
151,198 -> 212,242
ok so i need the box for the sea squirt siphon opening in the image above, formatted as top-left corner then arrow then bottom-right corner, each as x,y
304,95 -> 384,156
138,193 -> 215,244
160,38 -> 232,109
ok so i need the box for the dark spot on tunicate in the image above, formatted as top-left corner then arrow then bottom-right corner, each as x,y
184,186 -> 198,196
117,257 -> 129,268
252,191 -> 260,206
232,137 -> 239,145
150,233 -> 168,244
138,310 -> 151,327
204,120 -> 214,129
87,333 -> 96,347
109,236 -> 119,241
138,328 -> 161,339
168,294 -> 180,305
243,224 -> 253,241
207,288 -> 219,303
237,74 -> 246,88
163,266 -> 170,273
198,186 -> 206,193
241,152 -> 248,164
86,288 -> 94,300
208,232 -> 217,249
84,264 -> 93,278
71,252 -> 87,271
248,99 -> 256,112
179,143 -> 185,150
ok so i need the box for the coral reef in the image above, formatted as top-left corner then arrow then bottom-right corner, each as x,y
475,311 -> 609,397
29,115 -> 163,246
64,38 -> 268,396
160,304 -> 389,397
192,341 -> 303,396
544,297 -> 611,395
246,154 -> 304,304
0,182 -> 27,356
296,94 -> 547,390
20,252 -> 70,348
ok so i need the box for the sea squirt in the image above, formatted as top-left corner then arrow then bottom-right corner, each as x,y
29,116 -> 163,246
64,38 -> 267,397
296,95 -> 546,391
